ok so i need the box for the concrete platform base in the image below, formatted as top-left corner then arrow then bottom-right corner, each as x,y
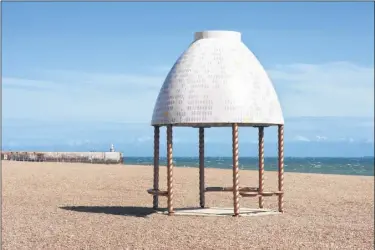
156,207 -> 281,217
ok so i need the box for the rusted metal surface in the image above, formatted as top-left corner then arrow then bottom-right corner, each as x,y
199,127 -> 205,208
232,123 -> 240,217
153,126 -> 160,209
278,125 -> 285,213
1,151 -> 122,164
167,125 -> 174,215
258,126 -> 265,209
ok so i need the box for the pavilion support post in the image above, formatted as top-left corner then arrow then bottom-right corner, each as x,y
153,126 -> 160,210
232,123 -> 240,217
167,125 -> 174,215
199,127 -> 205,208
258,126 -> 265,209
278,125 -> 284,213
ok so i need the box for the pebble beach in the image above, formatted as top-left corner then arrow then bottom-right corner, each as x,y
2,161 -> 374,249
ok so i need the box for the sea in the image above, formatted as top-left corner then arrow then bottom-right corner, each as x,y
123,157 -> 374,176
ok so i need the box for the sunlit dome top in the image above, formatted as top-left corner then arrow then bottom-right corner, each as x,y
151,30 -> 284,127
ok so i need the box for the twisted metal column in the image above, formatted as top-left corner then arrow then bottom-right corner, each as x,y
153,126 -> 160,210
199,127 -> 205,208
258,126 -> 265,209
232,124 -> 240,216
167,125 -> 174,215
278,125 -> 284,213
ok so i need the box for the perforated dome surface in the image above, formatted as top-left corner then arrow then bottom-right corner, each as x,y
151,30 -> 284,127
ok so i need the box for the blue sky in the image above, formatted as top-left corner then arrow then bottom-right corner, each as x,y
2,2 -> 374,156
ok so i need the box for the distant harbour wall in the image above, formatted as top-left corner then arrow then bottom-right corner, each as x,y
1,151 -> 123,164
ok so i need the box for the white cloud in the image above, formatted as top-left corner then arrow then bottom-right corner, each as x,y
2,61 -> 373,125
294,135 -> 310,142
66,139 -> 91,146
268,61 -> 374,117
137,136 -> 152,143
2,69 -> 163,123
2,77 -> 55,91
338,137 -> 356,143
365,138 -> 374,144
149,65 -> 172,75
315,135 -> 328,141
37,69 -> 164,92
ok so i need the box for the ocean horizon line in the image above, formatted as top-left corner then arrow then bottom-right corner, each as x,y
123,156 -> 374,177
123,156 -> 375,159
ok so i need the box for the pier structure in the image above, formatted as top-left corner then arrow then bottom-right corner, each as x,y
147,31 -> 285,216
1,149 -> 122,164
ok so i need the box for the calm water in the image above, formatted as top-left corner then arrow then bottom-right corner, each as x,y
123,157 -> 374,176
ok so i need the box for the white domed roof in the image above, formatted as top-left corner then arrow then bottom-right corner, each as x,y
151,30 -> 284,127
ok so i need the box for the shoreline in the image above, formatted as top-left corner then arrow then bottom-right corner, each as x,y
122,156 -> 374,177
2,159 -> 372,177
122,163 -> 374,177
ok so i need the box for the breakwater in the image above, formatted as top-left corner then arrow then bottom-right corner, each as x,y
1,151 -> 123,164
